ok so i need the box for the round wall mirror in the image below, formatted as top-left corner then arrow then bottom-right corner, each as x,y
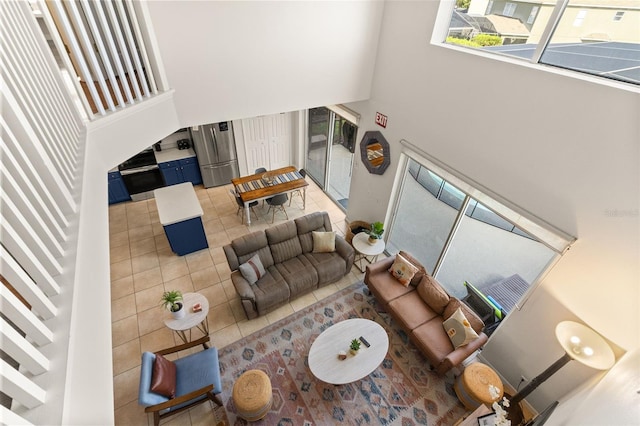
360,131 -> 390,175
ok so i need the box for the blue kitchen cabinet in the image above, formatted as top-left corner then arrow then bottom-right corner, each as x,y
159,160 -> 182,186
158,157 -> 202,186
180,157 -> 202,185
108,171 -> 131,204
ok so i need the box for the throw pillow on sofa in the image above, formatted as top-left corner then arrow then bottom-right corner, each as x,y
416,275 -> 450,315
443,298 -> 485,334
312,231 -> 336,253
388,254 -> 419,287
443,307 -> 480,348
398,250 -> 427,286
239,254 -> 266,284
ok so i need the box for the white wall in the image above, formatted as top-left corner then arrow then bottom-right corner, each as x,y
63,93 -> 181,424
550,349 -> 640,425
146,1 -> 384,127
343,0 -> 639,414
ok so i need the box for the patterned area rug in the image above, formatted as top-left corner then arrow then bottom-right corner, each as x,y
217,282 -> 466,425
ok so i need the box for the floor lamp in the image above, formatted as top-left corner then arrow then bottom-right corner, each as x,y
509,321 -> 615,423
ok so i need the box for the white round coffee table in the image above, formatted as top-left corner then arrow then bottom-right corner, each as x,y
308,318 -> 389,384
352,232 -> 386,272
163,292 -> 209,344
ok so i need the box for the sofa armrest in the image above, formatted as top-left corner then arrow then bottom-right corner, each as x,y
231,271 -> 255,300
223,244 -> 240,271
335,235 -> 355,272
436,332 -> 489,375
364,255 -> 395,279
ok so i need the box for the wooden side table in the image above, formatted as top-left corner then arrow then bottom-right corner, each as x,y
454,404 -> 492,426
352,232 -> 385,272
164,292 -> 209,344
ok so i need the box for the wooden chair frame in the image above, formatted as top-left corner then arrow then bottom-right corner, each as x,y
143,336 -> 223,426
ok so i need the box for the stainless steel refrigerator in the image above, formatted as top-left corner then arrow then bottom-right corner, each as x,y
190,121 -> 240,188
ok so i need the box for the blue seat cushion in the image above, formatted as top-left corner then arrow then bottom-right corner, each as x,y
138,347 -> 222,412
170,347 -> 222,411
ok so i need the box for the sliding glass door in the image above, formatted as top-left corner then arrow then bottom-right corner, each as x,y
307,107 -> 356,210
307,107 -> 330,186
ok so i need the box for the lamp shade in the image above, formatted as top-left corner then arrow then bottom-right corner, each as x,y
555,321 -> 615,370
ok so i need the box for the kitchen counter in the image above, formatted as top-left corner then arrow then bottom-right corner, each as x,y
154,147 -> 196,163
154,182 -> 203,226
153,183 -> 208,255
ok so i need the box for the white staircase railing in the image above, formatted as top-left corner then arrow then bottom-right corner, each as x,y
1,1 -> 170,424
30,0 -> 168,118
1,1 -> 85,423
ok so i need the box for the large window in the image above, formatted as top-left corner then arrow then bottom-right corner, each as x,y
387,155 -> 574,312
443,0 -> 640,86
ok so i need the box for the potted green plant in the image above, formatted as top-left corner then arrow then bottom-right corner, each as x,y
160,290 -> 185,319
366,221 -> 384,244
349,338 -> 361,355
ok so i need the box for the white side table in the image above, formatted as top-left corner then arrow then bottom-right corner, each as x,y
352,232 -> 385,272
163,292 -> 209,344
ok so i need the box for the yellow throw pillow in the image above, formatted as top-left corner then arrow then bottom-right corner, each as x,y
443,307 -> 479,348
388,254 -> 419,287
312,231 -> 336,253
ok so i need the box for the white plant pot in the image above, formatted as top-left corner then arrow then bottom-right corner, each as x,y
171,303 -> 185,320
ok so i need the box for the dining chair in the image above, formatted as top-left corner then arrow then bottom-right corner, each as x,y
138,336 -> 223,426
289,168 -> 306,206
265,193 -> 288,223
230,189 -> 258,224
255,167 -> 268,206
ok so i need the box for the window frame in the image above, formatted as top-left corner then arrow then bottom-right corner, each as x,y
432,0 -> 640,92
383,140 -> 576,309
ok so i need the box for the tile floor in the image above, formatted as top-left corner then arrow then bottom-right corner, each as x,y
110,179 -> 368,425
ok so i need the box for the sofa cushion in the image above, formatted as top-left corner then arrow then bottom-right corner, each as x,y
252,267 -> 291,315
388,254 -> 419,287
238,254 -> 266,285
398,250 -> 427,286
150,353 -> 176,398
295,211 -> 332,253
274,255 -> 318,298
266,221 -> 303,263
411,318 -> 454,364
444,298 -> 485,334
312,231 -> 336,253
366,269 -> 415,305
387,291 -> 439,331
229,231 -> 275,269
416,275 -> 450,315
303,252 -> 347,285
443,307 -> 480,348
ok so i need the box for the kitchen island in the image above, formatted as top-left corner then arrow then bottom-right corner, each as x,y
154,182 -> 208,255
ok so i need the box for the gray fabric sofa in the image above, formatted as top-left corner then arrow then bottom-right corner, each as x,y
223,211 -> 355,319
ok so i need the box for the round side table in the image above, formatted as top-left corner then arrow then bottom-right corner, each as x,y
163,292 -> 209,344
352,232 -> 385,272
454,362 -> 504,410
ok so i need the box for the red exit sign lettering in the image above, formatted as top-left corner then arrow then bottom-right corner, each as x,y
375,112 -> 388,128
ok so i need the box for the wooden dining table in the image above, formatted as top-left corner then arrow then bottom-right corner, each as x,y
231,166 -> 308,224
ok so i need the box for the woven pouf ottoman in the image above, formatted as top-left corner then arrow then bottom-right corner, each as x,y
232,369 -> 273,421
454,362 -> 503,410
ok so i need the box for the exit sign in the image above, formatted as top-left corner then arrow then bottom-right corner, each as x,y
375,112 -> 388,128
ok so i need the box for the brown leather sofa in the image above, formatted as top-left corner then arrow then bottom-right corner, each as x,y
364,253 -> 488,375
224,211 -> 355,319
